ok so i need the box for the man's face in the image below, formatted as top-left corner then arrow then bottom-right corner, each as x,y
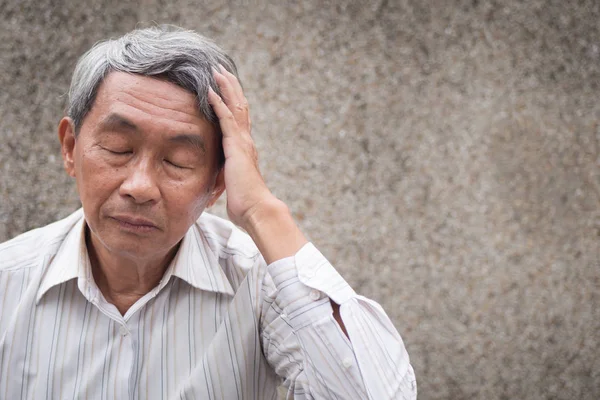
59,72 -> 224,263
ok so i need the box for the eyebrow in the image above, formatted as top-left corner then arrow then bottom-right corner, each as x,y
99,113 -> 206,154
99,113 -> 138,132
168,134 -> 206,154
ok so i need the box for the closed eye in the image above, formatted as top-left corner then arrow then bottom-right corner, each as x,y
103,147 -> 132,155
165,159 -> 190,169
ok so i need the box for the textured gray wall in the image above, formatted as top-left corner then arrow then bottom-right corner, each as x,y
1,1 -> 599,399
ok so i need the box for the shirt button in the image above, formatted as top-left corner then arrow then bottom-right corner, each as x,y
342,357 -> 353,369
309,289 -> 321,301
119,325 -> 129,337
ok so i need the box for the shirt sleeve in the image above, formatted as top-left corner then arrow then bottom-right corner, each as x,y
259,243 -> 417,400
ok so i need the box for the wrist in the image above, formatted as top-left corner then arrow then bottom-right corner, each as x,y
241,195 -> 288,234
242,196 -> 308,264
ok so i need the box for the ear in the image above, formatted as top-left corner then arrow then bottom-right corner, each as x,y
58,117 -> 77,178
207,167 -> 225,208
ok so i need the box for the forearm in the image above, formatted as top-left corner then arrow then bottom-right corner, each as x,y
242,197 -> 350,337
241,196 -> 307,265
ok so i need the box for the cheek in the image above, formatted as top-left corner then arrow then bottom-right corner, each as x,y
76,152 -> 122,203
166,181 -> 212,222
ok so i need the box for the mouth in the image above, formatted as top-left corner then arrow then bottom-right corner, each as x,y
110,215 -> 160,233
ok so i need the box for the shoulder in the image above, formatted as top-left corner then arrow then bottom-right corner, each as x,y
195,212 -> 265,286
196,212 -> 260,260
0,209 -> 84,272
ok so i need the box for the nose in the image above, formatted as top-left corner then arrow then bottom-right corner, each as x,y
119,160 -> 160,204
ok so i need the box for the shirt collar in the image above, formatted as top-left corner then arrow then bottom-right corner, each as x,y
167,223 -> 234,296
36,213 -> 234,304
36,216 -> 88,304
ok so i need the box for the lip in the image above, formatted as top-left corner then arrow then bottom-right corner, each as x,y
111,215 -> 160,232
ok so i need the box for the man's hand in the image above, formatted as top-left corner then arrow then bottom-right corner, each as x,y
207,66 -> 272,228
207,65 -> 307,264
208,67 -> 348,338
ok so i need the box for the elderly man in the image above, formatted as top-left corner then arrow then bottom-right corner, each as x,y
0,26 -> 416,399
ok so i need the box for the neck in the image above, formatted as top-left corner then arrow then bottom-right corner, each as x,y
85,226 -> 179,315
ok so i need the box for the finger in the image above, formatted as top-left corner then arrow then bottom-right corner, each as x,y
212,67 -> 237,106
213,67 -> 250,132
208,87 -> 257,167
207,87 -> 239,138
212,68 -> 248,116
218,64 -> 245,100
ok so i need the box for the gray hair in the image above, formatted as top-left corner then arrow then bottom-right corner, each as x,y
67,25 -> 239,165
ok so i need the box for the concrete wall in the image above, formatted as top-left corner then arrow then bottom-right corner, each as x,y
1,1 -> 598,398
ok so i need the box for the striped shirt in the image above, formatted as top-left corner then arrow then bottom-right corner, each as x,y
0,209 -> 416,399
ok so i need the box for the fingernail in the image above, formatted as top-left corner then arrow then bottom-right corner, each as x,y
218,63 -> 226,73
211,66 -> 219,74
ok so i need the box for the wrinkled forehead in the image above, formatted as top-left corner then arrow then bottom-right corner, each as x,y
84,73 -> 213,139
97,72 -> 201,114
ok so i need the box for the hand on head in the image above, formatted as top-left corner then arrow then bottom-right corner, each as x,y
208,65 -> 276,230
